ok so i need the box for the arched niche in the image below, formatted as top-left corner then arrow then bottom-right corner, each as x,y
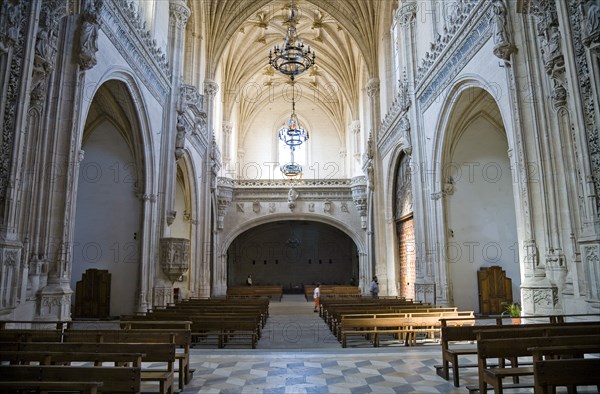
72,80 -> 146,317
441,87 -> 519,313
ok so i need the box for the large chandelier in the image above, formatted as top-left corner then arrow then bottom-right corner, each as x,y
279,86 -> 309,177
269,0 -> 316,81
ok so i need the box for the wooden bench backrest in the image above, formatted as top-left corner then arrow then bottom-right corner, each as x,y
0,350 -> 144,366
63,329 -> 190,347
535,358 -> 600,387
475,322 -> 600,340
477,334 -> 600,359
16,342 -> 176,364
0,365 -> 141,393
0,329 -> 62,342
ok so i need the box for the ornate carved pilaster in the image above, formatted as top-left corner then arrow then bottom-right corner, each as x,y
528,1 -> 567,109
0,0 -> 22,53
152,286 -> 173,309
78,0 -> 101,70
216,177 -> 233,230
580,0 -> 600,55
351,176 -> 368,229
159,237 -> 190,283
31,0 -> 66,106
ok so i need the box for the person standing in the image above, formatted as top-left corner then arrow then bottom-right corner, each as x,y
246,274 -> 253,286
313,283 -> 321,312
369,276 -> 379,299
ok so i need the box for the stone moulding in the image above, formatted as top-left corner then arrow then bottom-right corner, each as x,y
99,0 -> 170,101
416,1 -> 493,110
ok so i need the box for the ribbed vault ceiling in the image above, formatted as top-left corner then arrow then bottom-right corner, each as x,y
190,0 -> 389,146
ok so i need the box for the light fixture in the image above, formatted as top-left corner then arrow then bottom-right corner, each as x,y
279,83 -> 308,177
269,0 -> 316,81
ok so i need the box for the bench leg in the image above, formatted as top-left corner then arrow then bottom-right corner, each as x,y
451,355 -> 460,387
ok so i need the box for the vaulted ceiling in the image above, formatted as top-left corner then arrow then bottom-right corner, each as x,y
188,0 -> 392,144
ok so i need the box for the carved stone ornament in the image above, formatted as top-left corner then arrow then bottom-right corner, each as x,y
0,0 -> 22,53
166,210 -> 177,226
581,0 -> 600,54
366,78 -> 380,98
175,112 -> 187,160
79,0 -> 102,70
491,0 -> 517,61
204,79 -> 219,98
159,237 -> 190,283
287,186 -> 299,210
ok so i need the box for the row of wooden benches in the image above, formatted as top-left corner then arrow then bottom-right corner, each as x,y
226,285 -> 283,301
130,297 -> 270,349
0,323 -> 193,393
435,315 -> 600,393
317,298 -> 475,347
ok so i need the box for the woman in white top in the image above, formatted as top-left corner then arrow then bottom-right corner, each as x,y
313,283 -> 321,312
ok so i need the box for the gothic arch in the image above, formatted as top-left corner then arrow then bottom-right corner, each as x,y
219,214 -> 366,258
431,78 -> 519,312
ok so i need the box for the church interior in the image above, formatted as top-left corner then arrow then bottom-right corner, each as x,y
1,0 -> 600,391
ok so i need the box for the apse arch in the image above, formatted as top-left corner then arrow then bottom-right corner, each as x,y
219,214 -> 366,258
224,216 -> 362,289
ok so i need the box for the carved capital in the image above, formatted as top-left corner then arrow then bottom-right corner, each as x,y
366,78 -> 380,98
204,79 -> 219,98
169,1 -> 190,27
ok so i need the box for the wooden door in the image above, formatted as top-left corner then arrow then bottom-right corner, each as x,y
74,269 -> 111,318
477,266 -> 512,315
396,215 -> 415,299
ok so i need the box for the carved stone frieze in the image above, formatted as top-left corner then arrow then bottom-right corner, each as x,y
99,0 -> 170,100
380,70 -> 412,144
417,2 -> 493,108
416,0 -> 481,82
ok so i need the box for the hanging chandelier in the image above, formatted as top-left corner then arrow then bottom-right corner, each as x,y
279,85 -> 309,177
269,0 -> 316,81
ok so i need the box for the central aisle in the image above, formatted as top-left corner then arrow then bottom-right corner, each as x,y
256,294 -> 341,350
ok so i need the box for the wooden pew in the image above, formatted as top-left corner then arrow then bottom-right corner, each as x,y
0,329 -> 63,343
0,365 -> 141,393
226,285 -> 283,301
530,344 -> 600,394
438,316 -> 600,388
62,331 -> 179,394
473,332 -> 600,394
0,350 -> 143,367
0,381 -> 103,394
70,320 -> 193,390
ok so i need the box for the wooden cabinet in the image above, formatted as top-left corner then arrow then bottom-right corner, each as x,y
477,266 -> 512,315
74,269 -> 111,318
